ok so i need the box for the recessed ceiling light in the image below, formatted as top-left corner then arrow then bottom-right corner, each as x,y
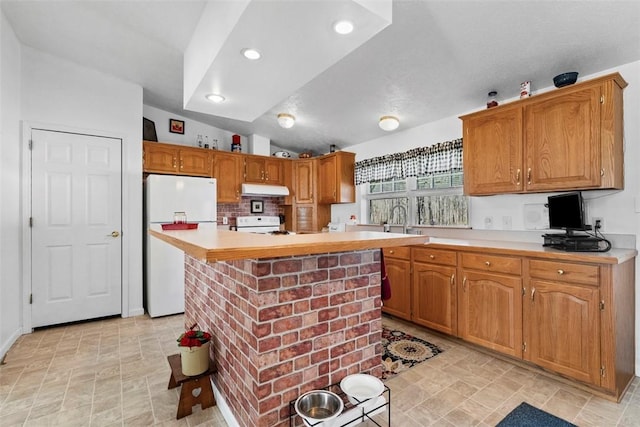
242,48 -> 261,60
333,20 -> 354,35
205,93 -> 225,103
379,116 -> 400,131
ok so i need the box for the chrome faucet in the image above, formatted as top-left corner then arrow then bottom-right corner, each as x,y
390,204 -> 408,234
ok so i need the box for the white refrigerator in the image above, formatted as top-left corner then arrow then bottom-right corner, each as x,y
144,174 -> 217,317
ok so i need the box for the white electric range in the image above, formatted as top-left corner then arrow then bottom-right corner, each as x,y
236,216 -> 292,234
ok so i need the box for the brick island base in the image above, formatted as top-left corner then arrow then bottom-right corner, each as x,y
184,249 -> 383,427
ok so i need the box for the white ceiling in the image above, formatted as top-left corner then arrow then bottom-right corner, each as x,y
2,0 -> 640,155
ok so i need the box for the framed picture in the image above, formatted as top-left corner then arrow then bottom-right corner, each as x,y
143,117 -> 158,141
169,118 -> 185,134
250,200 -> 264,214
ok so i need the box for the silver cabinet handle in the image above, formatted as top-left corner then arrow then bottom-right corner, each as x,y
531,287 -> 536,301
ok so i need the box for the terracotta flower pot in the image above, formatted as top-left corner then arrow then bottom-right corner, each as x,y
180,341 -> 210,376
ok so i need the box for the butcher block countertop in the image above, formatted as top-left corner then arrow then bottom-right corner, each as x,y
148,228 -> 428,262
423,237 -> 636,264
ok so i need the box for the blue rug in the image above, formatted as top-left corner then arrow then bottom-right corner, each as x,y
497,402 -> 576,427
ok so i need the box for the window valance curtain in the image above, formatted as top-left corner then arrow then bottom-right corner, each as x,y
354,138 -> 463,185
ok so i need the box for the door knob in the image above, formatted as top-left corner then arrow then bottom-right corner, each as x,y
110,231 -> 120,238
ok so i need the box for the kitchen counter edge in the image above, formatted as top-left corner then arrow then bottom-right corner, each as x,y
148,228 -> 428,262
420,238 -> 636,264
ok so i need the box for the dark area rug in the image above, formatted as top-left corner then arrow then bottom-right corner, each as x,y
381,327 -> 443,380
497,402 -> 577,427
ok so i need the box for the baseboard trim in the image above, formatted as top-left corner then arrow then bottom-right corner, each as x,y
0,327 -> 24,362
211,376 -> 240,427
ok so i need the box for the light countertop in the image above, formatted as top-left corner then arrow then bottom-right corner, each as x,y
422,237 -> 636,264
148,228 -> 428,262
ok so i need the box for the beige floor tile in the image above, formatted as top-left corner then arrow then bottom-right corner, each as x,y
3,313 -> 636,427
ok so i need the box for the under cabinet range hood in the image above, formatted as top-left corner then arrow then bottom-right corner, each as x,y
241,183 -> 290,196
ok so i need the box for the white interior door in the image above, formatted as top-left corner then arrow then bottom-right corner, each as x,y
30,129 -> 122,327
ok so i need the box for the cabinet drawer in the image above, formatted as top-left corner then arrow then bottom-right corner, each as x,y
461,253 -> 522,275
383,246 -> 410,260
412,247 -> 457,266
529,259 -> 599,286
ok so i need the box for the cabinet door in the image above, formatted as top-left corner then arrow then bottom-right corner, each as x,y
244,157 -> 265,183
179,148 -> 211,177
524,280 -> 600,385
413,263 -> 457,335
318,155 -> 337,204
381,257 -> 411,321
525,85 -> 601,191
295,205 -> 316,233
294,160 -> 315,204
264,158 -> 284,184
213,153 -> 243,203
458,270 -> 523,357
143,141 -> 178,174
462,106 -> 523,195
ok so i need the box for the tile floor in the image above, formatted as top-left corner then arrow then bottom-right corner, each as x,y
0,314 -> 638,426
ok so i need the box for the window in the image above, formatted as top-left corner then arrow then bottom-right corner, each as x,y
357,138 -> 467,227
366,173 -> 468,227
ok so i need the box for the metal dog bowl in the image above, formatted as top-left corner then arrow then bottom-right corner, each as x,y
295,390 -> 343,424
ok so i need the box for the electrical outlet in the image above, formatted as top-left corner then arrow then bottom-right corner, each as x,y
222,216 -> 229,225
593,217 -> 604,231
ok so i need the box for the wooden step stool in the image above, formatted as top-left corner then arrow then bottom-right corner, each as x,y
167,353 -> 217,419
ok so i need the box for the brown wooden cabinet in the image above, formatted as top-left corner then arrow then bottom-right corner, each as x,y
213,152 -> 243,203
143,141 -> 211,177
283,158 -> 335,233
461,73 -> 626,195
284,204 -> 330,234
244,155 -> 285,185
457,253 -> 523,358
318,152 -> 355,204
525,259 -> 601,386
293,159 -> 315,204
402,243 -> 635,401
381,247 -> 412,321
411,247 -> 457,335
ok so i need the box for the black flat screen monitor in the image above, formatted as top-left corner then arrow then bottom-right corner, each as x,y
547,192 -> 589,234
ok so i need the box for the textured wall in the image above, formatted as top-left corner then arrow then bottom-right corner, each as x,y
184,250 -> 383,427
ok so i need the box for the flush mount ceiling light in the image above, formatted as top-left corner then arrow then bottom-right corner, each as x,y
241,48 -> 261,60
379,115 -> 400,131
205,93 -> 225,103
333,20 -> 354,35
277,113 -> 296,129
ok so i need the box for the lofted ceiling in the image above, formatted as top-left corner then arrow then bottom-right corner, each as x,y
2,0 -> 640,155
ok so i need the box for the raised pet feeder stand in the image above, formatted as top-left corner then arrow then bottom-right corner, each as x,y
289,382 -> 391,427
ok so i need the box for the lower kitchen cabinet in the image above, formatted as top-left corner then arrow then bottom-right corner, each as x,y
524,259 -> 603,387
458,253 -> 523,358
401,244 -> 635,401
412,248 -> 457,335
524,280 -> 600,384
381,247 -> 411,321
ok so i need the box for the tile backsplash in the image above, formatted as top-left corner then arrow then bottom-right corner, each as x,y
217,197 -> 284,227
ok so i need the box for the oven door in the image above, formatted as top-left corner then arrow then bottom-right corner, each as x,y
236,226 -> 279,233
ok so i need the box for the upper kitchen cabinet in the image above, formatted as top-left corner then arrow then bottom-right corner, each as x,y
318,151 -> 356,204
244,155 -> 285,185
462,105 -> 523,194
213,151 -> 243,203
293,159 -> 315,204
143,141 -> 212,177
461,73 -> 627,195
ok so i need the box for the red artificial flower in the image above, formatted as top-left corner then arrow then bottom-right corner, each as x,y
177,323 -> 212,348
